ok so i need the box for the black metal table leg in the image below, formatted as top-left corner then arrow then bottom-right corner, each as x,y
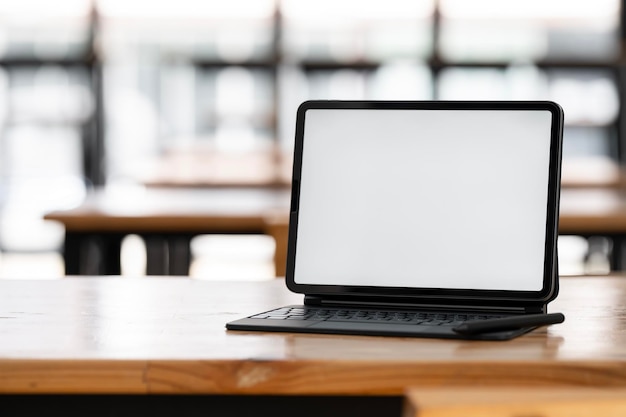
100,233 -> 123,275
63,232 -> 83,275
167,234 -> 192,276
611,236 -> 624,271
144,234 -> 168,275
63,232 -> 124,275
144,234 -> 193,276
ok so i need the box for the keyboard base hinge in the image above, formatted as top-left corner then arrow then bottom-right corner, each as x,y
304,294 -> 546,315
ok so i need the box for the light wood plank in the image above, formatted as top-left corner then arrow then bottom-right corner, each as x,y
0,359 -> 147,393
0,276 -> 625,393
404,387 -> 626,417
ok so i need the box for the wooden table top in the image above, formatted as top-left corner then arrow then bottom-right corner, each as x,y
1,275 -> 626,394
559,188 -> 626,233
43,187 -> 291,232
44,185 -> 626,236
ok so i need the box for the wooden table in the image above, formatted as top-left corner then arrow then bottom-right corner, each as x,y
559,188 -> 626,269
45,185 -> 626,277
44,187 -> 291,276
559,188 -> 626,233
1,275 -> 626,416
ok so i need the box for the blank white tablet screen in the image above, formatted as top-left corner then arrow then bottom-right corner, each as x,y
294,108 -> 553,291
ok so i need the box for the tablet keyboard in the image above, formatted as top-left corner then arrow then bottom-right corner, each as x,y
250,306 -> 504,326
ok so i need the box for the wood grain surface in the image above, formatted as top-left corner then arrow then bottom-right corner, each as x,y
1,276 -> 626,394
403,387 -> 626,417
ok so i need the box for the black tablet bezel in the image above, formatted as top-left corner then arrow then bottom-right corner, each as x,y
285,100 -> 564,306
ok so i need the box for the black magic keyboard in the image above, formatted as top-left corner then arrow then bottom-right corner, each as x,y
227,305 -> 546,340
249,306 -> 505,326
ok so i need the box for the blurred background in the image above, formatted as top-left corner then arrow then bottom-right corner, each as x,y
0,0 -> 622,279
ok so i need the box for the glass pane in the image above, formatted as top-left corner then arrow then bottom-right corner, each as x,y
437,66 -> 618,126
368,63 -> 433,100
98,0 -> 276,61
8,66 -> 92,125
0,0 -> 92,59
4,126 -> 83,179
546,69 -> 619,126
0,66 -> 91,183
562,126 -> 614,158
0,125 -> 86,252
437,68 -> 511,100
105,64 -> 275,181
280,0 -> 435,61
439,0 -> 620,61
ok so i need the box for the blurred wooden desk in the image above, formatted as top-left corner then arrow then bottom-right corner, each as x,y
1,275 -> 626,416
45,186 -> 626,276
44,187 -> 291,276
560,188 -> 626,233
560,188 -> 626,269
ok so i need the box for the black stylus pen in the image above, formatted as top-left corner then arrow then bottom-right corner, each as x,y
452,312 -> 565,335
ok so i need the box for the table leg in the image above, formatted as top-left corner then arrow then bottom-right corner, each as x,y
64,233 -> 123,275
144,234 -> 192,276
167,235 -> 192,276
144,235 -> 168,275
263,214 -> 290,278
63,232 -> 82,275
100,233 -> 123,275
611,236 -> 624,271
